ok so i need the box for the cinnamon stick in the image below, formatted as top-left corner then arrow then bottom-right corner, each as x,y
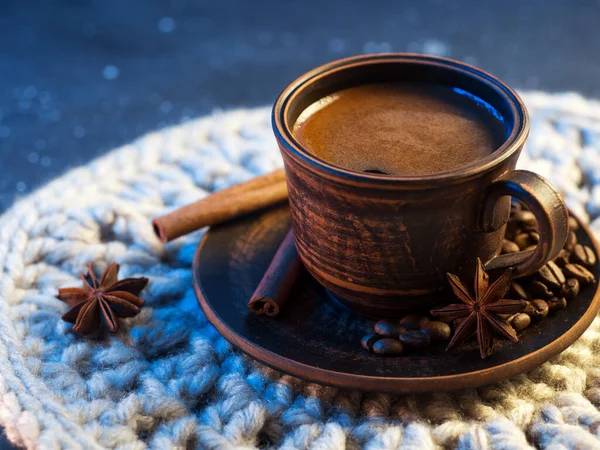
152,168 -> 287,243
248,229 -> 302,317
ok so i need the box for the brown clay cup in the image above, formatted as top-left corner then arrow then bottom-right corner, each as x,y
272,53 -> 569,318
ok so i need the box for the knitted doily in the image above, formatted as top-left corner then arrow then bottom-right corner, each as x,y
3,93 -> 600,450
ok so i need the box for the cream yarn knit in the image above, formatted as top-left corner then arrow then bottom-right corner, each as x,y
3,93 -> 600,449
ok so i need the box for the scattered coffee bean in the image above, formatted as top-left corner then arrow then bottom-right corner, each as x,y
399,314 -> 422,330
372,338 -> 404,356
522,224 -> 539,234
374,320 -> 406,338
515,233 -> 534,250
420,321 -> 451,343
565,231 -> 578,252
527,299 -> 549,321
361,334 -> 383,351
571,244 -> 597,267
553,249 -> 571,268
510,281 -> 529,300
568,216 -> 579,232
530,280 -> 554,299
547,296 -> 567,312
452,318 -> 464,329
510,313 -> 531,332
502,239 -> 520,254
436,315 -> 454,325
546,261 -> 567,285
398,330 -> 430,349
360,204 -> 595,355
505,221 -> 519,241
559,278 -> 580,300
513,210 -> 536,227
418,316 -> 430,327
548,260 -> 567,284
537,261 -> 566,289
564,264 -> 596,284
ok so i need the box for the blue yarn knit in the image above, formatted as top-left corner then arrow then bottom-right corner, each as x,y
2,95 -> 600,449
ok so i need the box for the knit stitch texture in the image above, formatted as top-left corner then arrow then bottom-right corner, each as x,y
3,93 -> 600,449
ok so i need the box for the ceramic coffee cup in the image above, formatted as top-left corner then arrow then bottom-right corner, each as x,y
272,53 -> 569,317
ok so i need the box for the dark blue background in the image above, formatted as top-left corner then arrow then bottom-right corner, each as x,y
0,0 -> 598,447
2,0 -> 600,213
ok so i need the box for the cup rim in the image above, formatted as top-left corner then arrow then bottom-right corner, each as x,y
272,53 -> 530,186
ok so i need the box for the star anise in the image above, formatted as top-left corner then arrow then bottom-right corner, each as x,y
57,263 -> 148,335
430,258 -> 527,358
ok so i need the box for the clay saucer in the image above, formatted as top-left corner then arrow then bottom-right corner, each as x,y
193,205 -> 600,393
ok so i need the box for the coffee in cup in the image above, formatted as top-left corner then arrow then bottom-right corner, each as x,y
292,82 -> 506,176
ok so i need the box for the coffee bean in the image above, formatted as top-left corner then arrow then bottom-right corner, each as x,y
537,261 -> 566,289
420,321 -> 451,343
547,296 -> 568,312
526,299 -> 549,321
436,315 -> 454,325
452,318 -> 464,330
565,231 -> 578,252
361,334 -> 383,351
510,313 -> 531,332
548,260 -> 566,283
571,244 -> 597,267
418,316 -> 431,327
515,233 -> 534,250
568,216 -> 580,232
564,264 -> 596,284
530,280 -> 554,298
505,220 -> 519,241
398,330 -> 430,349
502,239 -> 520,254
374,320 -> 406,337
513,210 -> 536,227
559,278 -> 580,300
553,249 -> 571,268
529,232 -> 540,243
372,338 -> 404,355
510,281 -> 529,300
522,224 -> 539,234
399,314 -> 422,330
524,245 -> 537,252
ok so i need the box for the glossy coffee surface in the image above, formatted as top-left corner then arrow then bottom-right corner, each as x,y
293,82 -> 506,176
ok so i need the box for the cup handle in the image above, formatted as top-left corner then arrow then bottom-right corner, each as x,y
480,170 -> 569,277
